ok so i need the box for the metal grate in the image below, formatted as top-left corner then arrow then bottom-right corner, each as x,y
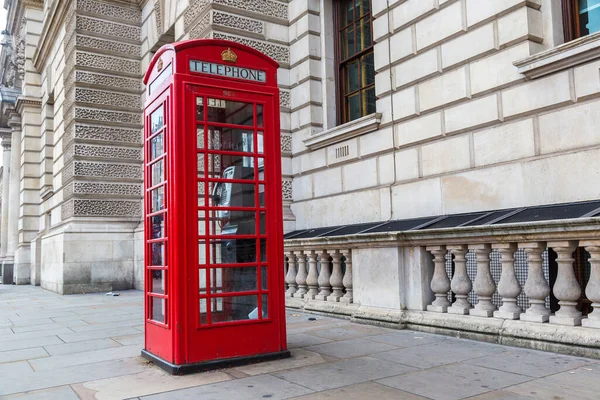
424,213 -> 487,230
364,217 -> 436,233
321,222 -> 385,237
496,201 -> 600,224
287,226 -> 343,239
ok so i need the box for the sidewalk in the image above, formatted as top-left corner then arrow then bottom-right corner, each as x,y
0,284 -> 599,400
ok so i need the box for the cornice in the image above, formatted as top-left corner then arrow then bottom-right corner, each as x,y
15,96 -> 41,113
33,0 -> 73,71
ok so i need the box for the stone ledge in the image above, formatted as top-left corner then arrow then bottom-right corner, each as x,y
514,31 -> 600,79
304,113 -> 382,150
286,301 -> 600,359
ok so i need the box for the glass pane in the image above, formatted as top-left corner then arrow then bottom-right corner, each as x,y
151,297 -> 166,323
208,126 -> 254,152
346,28 -> 355,58
347,61 -> 359,93
261,266 -> 268,290
196,97 -> 204,121
210,211 -> 258,236
207,99 -> 254,126
199,268 -> 207,294
209,238 -> 257,264
151,160 -> 164,186
360,0 -> 370,17
198,211 -> 206,236
150,270 -> 166,294
198,182 -> 206,206
150,133 -> 164,160
260,238 -> 267,262
259,212 -> 266,235
206,155 -> 255,180
211,267 -> 257,293
357,18 -> 372,51
151,186 -> 165,213
348,94 -> 361,122
210,295 -> 258,323
362,52 -> 375,86
262,294 -> 268,318
257,105 -> 264,127
344,0 -> 354,25
365,87 -> 376,115
199,298 -> 208,324
151,242 -> 165,266
259,184 -> 265,208
199,241 -> 207,264
151,105 -> 164,134
208,182 -> 257,208
580,0 -> 600,36
151,214 -> 165,239
197,126 -> 205,149
257,131 -> 264,154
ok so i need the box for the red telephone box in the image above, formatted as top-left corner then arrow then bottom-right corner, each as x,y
141,39 -> 289,374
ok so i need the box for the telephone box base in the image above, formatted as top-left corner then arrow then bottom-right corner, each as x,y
141,349 -> 291,375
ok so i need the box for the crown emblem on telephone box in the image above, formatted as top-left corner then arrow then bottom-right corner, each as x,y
221,48 -> 238,63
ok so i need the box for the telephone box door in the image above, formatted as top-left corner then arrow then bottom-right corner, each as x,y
183,84 -> 285,363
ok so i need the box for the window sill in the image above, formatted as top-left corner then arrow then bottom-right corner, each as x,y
514,31 -> 600,79
303,113 -> 382,151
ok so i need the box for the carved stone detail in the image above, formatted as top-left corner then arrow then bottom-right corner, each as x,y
74,107 -> 142,125
74,144 -> 142,160
211,33 -> 289,64
75,71 -> 141,92
212,0 -> 288,20
73,161 -> 142,180
189,12 -> 211,40
74,35 -> 141,57
281,133 -> 292,153
77,0 -> 142,23
73,182 -> 142,196
76,16 -> 140,41
72,199 -> 141,217
282,179 -> 292,200
154,0 -> 163,35
184,0 -> 210,29
213,11 -> 264,34
75,52 -> 140,75
280,90 -> 290,108
74,125 -> 142,144
15,17 -> 26,82
75,88 -> 141,109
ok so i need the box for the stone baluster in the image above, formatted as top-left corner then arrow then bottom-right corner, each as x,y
283,254 -> 288,291
548,241 -> 582,326
581,241 -> 600,328
520,242 -> 551,323
294,251 -> 308,298
493,243 -> 522,320
341,249 -> 353,304
447,245 -> 471,315
305,250 -> 319,299
469,244 -> 496,317
285,251 -> 298,297
328,250 -> 344,302
315,250 -> 332,300
427,246 -> 450,312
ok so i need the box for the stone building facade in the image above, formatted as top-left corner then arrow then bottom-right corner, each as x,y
1,0 -> 600,352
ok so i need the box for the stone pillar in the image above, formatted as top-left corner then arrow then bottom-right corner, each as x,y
294,251 -> 308,298
315,250 -> 331,300
493,243 -> 522,319
581,241 -> 600,328
548,241 -> 582,326
327,250 -> 344,302
2,114 -> 21,284
285,251 -> 297,297
427,245 -> 450,312
0,133 -> 11,261
469,244 -> 496,317
341,249 -> 353,304
447,245 -> 471,315
520,242 -> 551,323
305,251 -> 319,299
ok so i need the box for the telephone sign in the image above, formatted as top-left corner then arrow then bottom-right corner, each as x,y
142,39 -> 288,374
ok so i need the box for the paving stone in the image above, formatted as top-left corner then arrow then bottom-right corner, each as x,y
287,333 -> 332,349
289,381 -> 429,399
6,327 -> 75,340
232,349 -> 328,376
71,368 -> 231,400
0,360 -> 34,376
140,374 -> 313,400
368,331 -> 447,348
6,317 -> 54,327
0,385 -> 81,400
376,363 -> 532,400
10,323 -> 69,333
306,338 -> 398,359
29,344 -> 141,371
307,326 -> 380,341
112,334 -> 144,346
0,335 -> 64,352
0,347 -> 49,364
467,390 -> 536,399
273,356 -> 417,391
504,365 -> 600,400
373,338 -> 506,369
58,326 -> 140,343
68,319 -> 144,333
465,348 -> 594,378
43,338 -> 122,356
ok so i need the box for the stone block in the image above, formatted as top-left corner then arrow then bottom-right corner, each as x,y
343,158 -> 378,192
441,22 -> 496,69
378,153 -> 395,185
313,167 -> 342,197
419,67 -> 469,111
466,0 -> 525,27
290,34 -> 320,66
373,11 -> 390,41
549,315 -> 583,326
395,112 -> 443,147
391,178 -> 442,218
502,70 -> 573,118
539,99 -> 600,154
394,148 -> 419,182
470,41 -> 537,95
445,94 -> 499,134
392,0 -> 436,30
392,86 -> 418,120
582,318 -> 600,328
574,60 -> 600,100
360,126 -> 394,156
520,312 -> 549,323
416,1 -> 465,50
394,48 -> 439,88
421,135 -> 471,176
327,138 -> 358,166
389,27 -> 413,62
374,39 -> 390,71
376,95 -> 393,124
353,247 -> 402,309
498,7 -> 543,47
473,118 -> 536,166
373,0 -> 389,17
292,175 -> 312,201
375,68 -> 392,96
292,148 -> 327,174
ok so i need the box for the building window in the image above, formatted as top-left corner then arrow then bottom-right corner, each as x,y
336,0 -> 375,124
563,0 -> 600,42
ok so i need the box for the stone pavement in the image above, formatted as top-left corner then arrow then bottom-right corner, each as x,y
1,285 -> 599,400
